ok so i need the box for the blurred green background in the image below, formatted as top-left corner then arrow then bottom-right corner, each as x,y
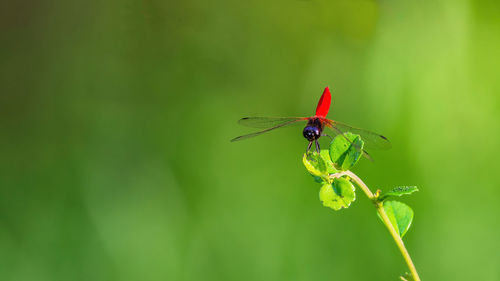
1,0 -> 500,280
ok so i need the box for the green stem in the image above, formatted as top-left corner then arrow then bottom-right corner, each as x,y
342,171 -> 422,281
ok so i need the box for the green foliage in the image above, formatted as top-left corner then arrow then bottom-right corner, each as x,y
302,132 -> 418,243
302,149 -> 338,182
320,149 -> 338,174
379,201 -> 414,237
303,133 -> 364,211
302,151 -> 327,179
379,186 -> 418,201
301,132 -> 420,244
319,177 -> 356,210
329,132 -> 364,171
302,132 -> 420,264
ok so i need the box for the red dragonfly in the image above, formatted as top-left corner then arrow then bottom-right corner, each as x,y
231,87 -> 391,160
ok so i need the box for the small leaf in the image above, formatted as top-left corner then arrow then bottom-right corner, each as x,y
303,152 -> 327,178
320,149 -> 338,174
380,201 -> 414,237
329,133 -> 364,171
379,186 -> 419,201
319,177 -> 356,210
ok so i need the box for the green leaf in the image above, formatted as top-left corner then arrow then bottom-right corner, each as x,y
380,201 -> 414,237
320,149 -> 338,174
303,150 -> 336,180
302,152 -> 327,178
329,133 -> 364,171
379,186 -> 419,201
319,177 -> 356,210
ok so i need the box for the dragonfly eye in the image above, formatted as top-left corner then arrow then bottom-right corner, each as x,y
303,126 -> 320,141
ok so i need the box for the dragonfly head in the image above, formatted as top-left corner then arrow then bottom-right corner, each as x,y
303,125 -> 321,141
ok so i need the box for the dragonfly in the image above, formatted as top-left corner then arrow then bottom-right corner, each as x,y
230,87 -> 391,160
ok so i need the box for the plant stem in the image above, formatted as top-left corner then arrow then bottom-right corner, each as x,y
341,171 -> 422,281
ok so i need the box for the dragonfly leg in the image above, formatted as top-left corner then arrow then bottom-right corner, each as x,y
306,141 -> 313,154
321,133 -> 334,140
315,140 -> 320,154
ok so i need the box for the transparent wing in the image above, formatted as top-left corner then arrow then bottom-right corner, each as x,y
231,117 -> 306,142
237,117 -> 306,128
323,122 -> 373,161
325,120 -> 391,150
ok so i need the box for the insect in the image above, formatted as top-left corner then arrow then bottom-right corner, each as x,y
231,87 -> 391,160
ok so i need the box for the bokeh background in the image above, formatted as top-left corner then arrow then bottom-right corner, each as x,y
1,0 -> 500,280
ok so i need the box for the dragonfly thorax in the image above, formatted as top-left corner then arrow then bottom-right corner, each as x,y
303,118 -> 323,141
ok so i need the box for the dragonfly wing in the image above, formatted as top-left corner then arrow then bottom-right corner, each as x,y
326,120 -> 391,150
237,117 -> 306,128
231,117 -> 306,142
